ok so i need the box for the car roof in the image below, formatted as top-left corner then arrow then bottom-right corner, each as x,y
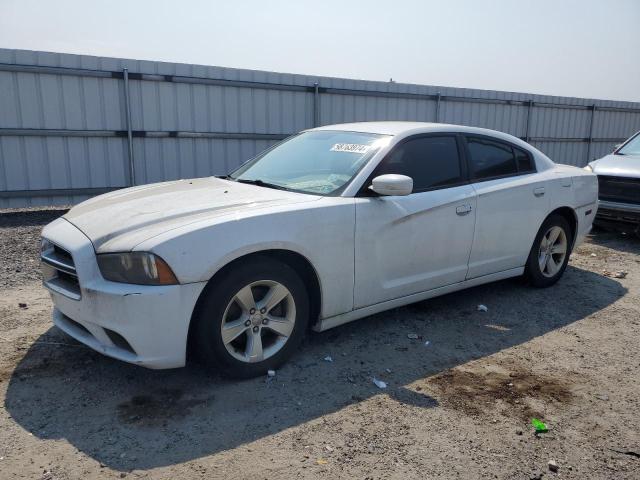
309,121 -> 520,142
309,121 -> 447,135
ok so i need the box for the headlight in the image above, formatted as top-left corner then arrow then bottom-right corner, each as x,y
583,164 -> 594,172
41,238 -> 53,254
97,252 -> 178,285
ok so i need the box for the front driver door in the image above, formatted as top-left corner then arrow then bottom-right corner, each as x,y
354,134 -> 477,309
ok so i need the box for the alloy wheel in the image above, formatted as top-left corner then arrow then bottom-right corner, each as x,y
220,280 -> 296,363
537,226 -> 568,278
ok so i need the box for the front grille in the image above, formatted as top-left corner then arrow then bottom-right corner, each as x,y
598,175 -> 640,205
41,241 -> 81,299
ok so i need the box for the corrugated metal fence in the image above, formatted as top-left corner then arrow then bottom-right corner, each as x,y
1,48 -> 640,208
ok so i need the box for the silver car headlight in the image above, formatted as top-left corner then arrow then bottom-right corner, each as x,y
41,238 -> 54,254
583,164 -> 594,172
97,252 -> 178,285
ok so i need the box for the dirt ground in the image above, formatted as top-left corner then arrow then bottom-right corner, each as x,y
0,209 -> 639,480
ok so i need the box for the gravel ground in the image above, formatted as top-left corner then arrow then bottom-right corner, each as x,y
0,208 -> 68,289
0,209 -> 639,479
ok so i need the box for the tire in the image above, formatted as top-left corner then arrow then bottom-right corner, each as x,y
192,256 -> 309,378
524,214 -> 573,288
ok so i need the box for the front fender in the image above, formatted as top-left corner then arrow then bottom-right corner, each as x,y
135,198 -> 356,319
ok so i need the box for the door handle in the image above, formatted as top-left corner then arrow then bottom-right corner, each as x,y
456,204 -> 472,215
533,187 -> 546,197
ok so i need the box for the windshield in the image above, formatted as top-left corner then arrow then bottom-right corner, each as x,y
618,132 -> 640,155
230,131 -> 390,195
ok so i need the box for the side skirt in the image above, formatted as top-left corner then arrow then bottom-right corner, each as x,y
312,267 -> 524,332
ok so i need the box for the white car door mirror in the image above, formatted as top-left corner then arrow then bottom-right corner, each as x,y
369,174 -> 413,196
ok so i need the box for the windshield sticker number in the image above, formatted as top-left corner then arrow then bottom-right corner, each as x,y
330,143 -> 370,154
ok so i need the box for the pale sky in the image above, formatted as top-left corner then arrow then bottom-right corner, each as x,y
1,0 -> 639,102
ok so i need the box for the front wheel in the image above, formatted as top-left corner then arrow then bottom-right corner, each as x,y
524,214 -> 572,288
192,257 -> 309,378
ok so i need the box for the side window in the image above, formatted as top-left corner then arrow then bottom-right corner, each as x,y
466,137 -> 517,179
514,146 -> 535,173
377,136 -> 462,191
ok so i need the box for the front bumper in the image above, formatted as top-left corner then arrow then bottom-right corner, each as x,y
42,218 -> 206,369
596,200 -> 640,226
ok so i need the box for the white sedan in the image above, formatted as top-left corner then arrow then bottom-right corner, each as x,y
41,122 -> 598,377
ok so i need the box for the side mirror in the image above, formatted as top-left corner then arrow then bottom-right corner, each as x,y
369,174 -> 413,196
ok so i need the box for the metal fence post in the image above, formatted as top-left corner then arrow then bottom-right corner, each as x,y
586,104 -> 596,163
313,82 -> 320,127
435,92 -> 441,122
524,100 -> 533,142
123,68 -> 136,186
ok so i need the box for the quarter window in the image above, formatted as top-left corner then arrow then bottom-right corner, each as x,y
375,136 -> 463,191
514,146 -> 535,173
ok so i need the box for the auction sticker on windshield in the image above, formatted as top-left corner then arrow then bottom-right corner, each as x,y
330,143 -> 370,154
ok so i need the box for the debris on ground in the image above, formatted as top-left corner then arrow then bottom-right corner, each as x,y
424,340 -> 430,346
477,304 -> 488,312
316,458 -> 328,465
548,460 -> 559,472
531,418 -> 548,433
267,370 -> 276,378
608,448 -> 640,458
407,333 -> 419,339
590,253 -> 597,257
372,378 -> 387,389
18,303 -> 27,309
323,355 -> 333,362
614,271 -> 628,279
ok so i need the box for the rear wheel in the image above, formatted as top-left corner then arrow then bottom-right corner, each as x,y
193,257 -> 309,378
525,214 -> 572,287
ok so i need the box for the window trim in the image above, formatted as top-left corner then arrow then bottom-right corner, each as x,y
462,134 -> 537,183
357,132 -> 470,197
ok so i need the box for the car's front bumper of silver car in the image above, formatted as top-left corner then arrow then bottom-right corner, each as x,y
596,200 -> 640,229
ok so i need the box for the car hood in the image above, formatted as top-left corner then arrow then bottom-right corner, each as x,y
591,153 -> 640,178
64,177 -> 320,252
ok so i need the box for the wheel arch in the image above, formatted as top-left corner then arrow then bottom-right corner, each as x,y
546,206 -> 578,249
186,249 -> 322,360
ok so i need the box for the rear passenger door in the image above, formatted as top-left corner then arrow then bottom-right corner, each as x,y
354,134 -> 477,308
464,135 -> 549,279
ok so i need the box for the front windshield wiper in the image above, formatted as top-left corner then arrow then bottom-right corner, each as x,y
235,178 -> 289,191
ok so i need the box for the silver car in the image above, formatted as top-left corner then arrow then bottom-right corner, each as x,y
586,131 -> 640,235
